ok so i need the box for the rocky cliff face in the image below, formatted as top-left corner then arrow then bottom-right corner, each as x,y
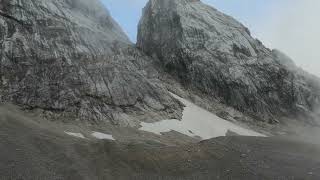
137,0 -> 320,124
0,0 -> 182,126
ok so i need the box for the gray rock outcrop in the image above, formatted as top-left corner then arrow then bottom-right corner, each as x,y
137,0 -> 320,124
0,0 -> 182,126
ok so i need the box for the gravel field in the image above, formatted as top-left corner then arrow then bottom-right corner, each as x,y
0,105 -> 319,180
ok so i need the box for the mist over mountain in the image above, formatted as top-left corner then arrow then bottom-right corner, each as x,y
258,0 -> 320,77
137,0 -> 320,127
0,0 -> 182,126
0,0 -> 319,179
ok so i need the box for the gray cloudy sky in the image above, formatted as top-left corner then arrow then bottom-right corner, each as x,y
101,0 -> 320,76
258,0 -> 320,77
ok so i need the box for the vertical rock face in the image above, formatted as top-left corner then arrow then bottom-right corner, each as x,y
0,0 -> 182,125
137,0 -> 320,124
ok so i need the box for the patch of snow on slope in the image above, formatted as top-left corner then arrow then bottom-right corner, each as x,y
64,131 -> 85,139
139,93 -> 265,139
91,132 -> 115,140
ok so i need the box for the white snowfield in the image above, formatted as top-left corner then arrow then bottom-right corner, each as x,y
91,132 -> 115,141
64,131 -> 86,139
140,93 -> 265,140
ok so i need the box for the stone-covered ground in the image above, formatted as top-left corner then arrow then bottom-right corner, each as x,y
0,105 -> 319,180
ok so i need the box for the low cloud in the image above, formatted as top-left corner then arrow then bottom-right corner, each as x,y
257,0 -> 320,77
100,0 -> 320,77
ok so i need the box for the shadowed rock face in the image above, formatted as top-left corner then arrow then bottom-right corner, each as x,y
0,0 -> 182,125
137,0 -> 320,124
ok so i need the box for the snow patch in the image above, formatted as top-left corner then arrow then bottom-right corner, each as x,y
64,131 -> 85,139
140,93 -> 265,140
91,132 -> 115,141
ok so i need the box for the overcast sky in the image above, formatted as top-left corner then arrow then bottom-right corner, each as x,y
101,0 -> 320,77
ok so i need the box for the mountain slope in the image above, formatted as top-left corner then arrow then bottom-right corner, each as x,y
0,105 -> 319,180
137,0 -> 320,125
0,0 -> 182,125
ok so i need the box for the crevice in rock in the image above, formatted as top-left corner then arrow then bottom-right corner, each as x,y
0,11 -> 24,25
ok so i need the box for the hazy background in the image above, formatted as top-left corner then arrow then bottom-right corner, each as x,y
101,0 -> 320,77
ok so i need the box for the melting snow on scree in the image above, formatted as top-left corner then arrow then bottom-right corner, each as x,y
140,93 -> 265,139
64,131 -> 86,139
91,132 -> 115,140
64,131 -> 115,140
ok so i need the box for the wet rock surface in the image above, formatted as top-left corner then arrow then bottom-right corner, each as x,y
137,0 -> 320,124
0,0 -> 183,125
